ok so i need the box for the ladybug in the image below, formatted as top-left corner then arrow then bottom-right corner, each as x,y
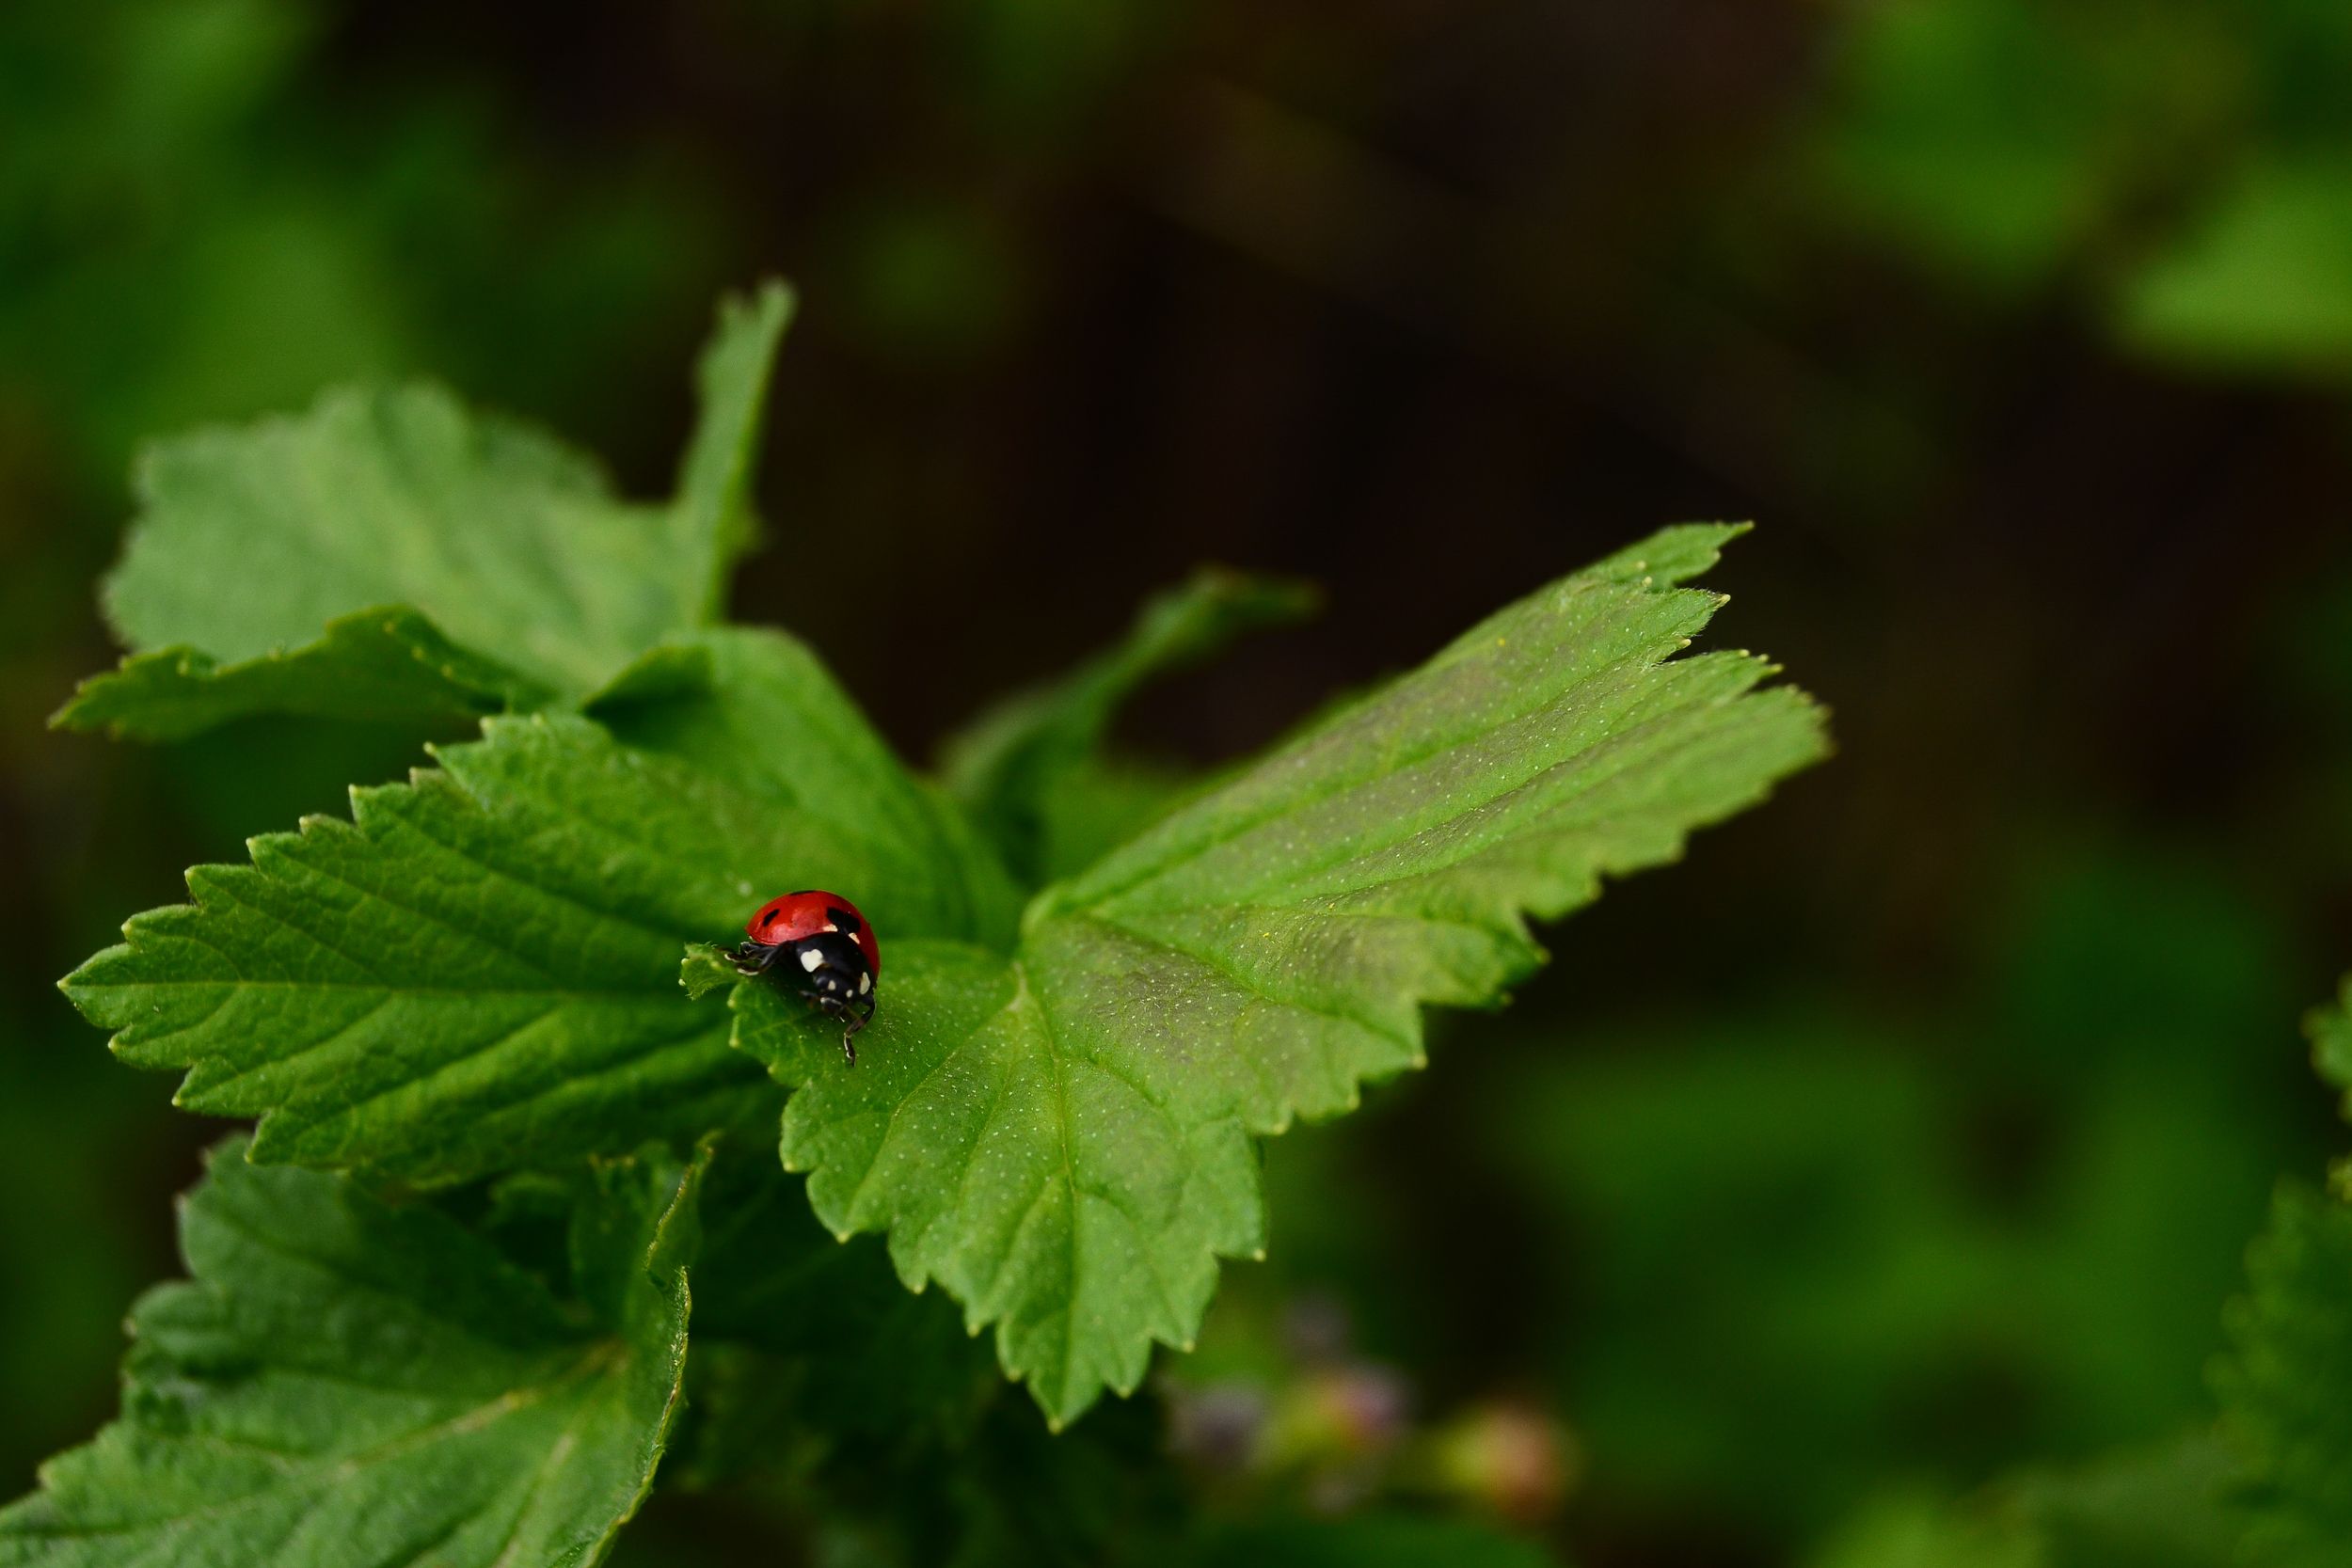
728,890 -> 881,1063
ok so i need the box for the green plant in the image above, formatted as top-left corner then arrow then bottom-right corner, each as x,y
1807,0 -> 2352,376
1782,977 -> 2352,1568
2,282 -> 1829,1564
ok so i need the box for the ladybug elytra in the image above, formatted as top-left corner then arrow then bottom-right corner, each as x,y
729,890 -> 880,1063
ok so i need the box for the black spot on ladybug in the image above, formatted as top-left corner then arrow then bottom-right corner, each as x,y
827,907 -> 862,935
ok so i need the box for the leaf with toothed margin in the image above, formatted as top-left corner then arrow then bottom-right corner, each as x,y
0,1137 -> 704,1568
55,281 -> 794,741
60,626 -> 1019,1184
691,524 -> 1830,1426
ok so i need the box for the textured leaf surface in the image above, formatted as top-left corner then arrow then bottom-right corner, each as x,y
0,1139 -> 702,1568
942,567 -> 1316,885
63,628 -> 1015,1183
61,282 -> 791,737
2218,1184 -> 2352,1568
707,525 -> 1829,1424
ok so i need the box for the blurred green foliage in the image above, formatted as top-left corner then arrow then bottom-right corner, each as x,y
7,0 -> 2352,1562
1812,0 -> 2352,373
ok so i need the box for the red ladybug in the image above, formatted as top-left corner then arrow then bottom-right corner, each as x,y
728,890 -> 881,1063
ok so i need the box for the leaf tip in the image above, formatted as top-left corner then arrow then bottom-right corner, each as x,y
679,945 -> 739,1001
46,687 -> 101,735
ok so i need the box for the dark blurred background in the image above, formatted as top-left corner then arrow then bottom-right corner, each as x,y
5,2 -> 2351,1563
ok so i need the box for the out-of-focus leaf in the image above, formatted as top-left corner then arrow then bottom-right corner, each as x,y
942,566 -> 1316,886
1024,758 -> 1204,893
2119,160 -> 2352,375
1810,0 -> 2217,293
686,1138 -> 996,1443
2001,1435 -> 2238,1567
2302,974 -> 2352,1105
2217,1184 -> 2352,1567
672,281 -> 795,617
1807,1436 -> 2233,1568
1497,1022 -> 2015,1529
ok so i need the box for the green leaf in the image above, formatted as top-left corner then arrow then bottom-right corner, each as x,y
709,524 -> 1829,1425
2000,1436 -> 2237,1568
1019,757 -> 1205,893
102,383 -> 683,692
1808,1438 -> 2236,1568
2217,1183 -> 2352,1567
1806,0 -> 2233,299
686,1137 -> 996,1442
57,281 -> 793,739
586,631 -> 1021,950
941,567 -> 1316,885
778,1381 -> 1186,1568
51,606 -> 553,742
0,1137 -> 703,1568
673,280 -> 795,617
2304,974 -> 2352,1107
2118,159 -> 2352,378
62,626 -> 1016,1183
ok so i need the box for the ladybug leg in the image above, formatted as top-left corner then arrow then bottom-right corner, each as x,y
728,940 -> 783,975
803,991 -> 862,1066
840,996 -> 875,1064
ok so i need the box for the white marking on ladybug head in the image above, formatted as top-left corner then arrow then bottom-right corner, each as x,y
800,948 -> 825,973
823,922 -> 837,933
859,971 -> 871,993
